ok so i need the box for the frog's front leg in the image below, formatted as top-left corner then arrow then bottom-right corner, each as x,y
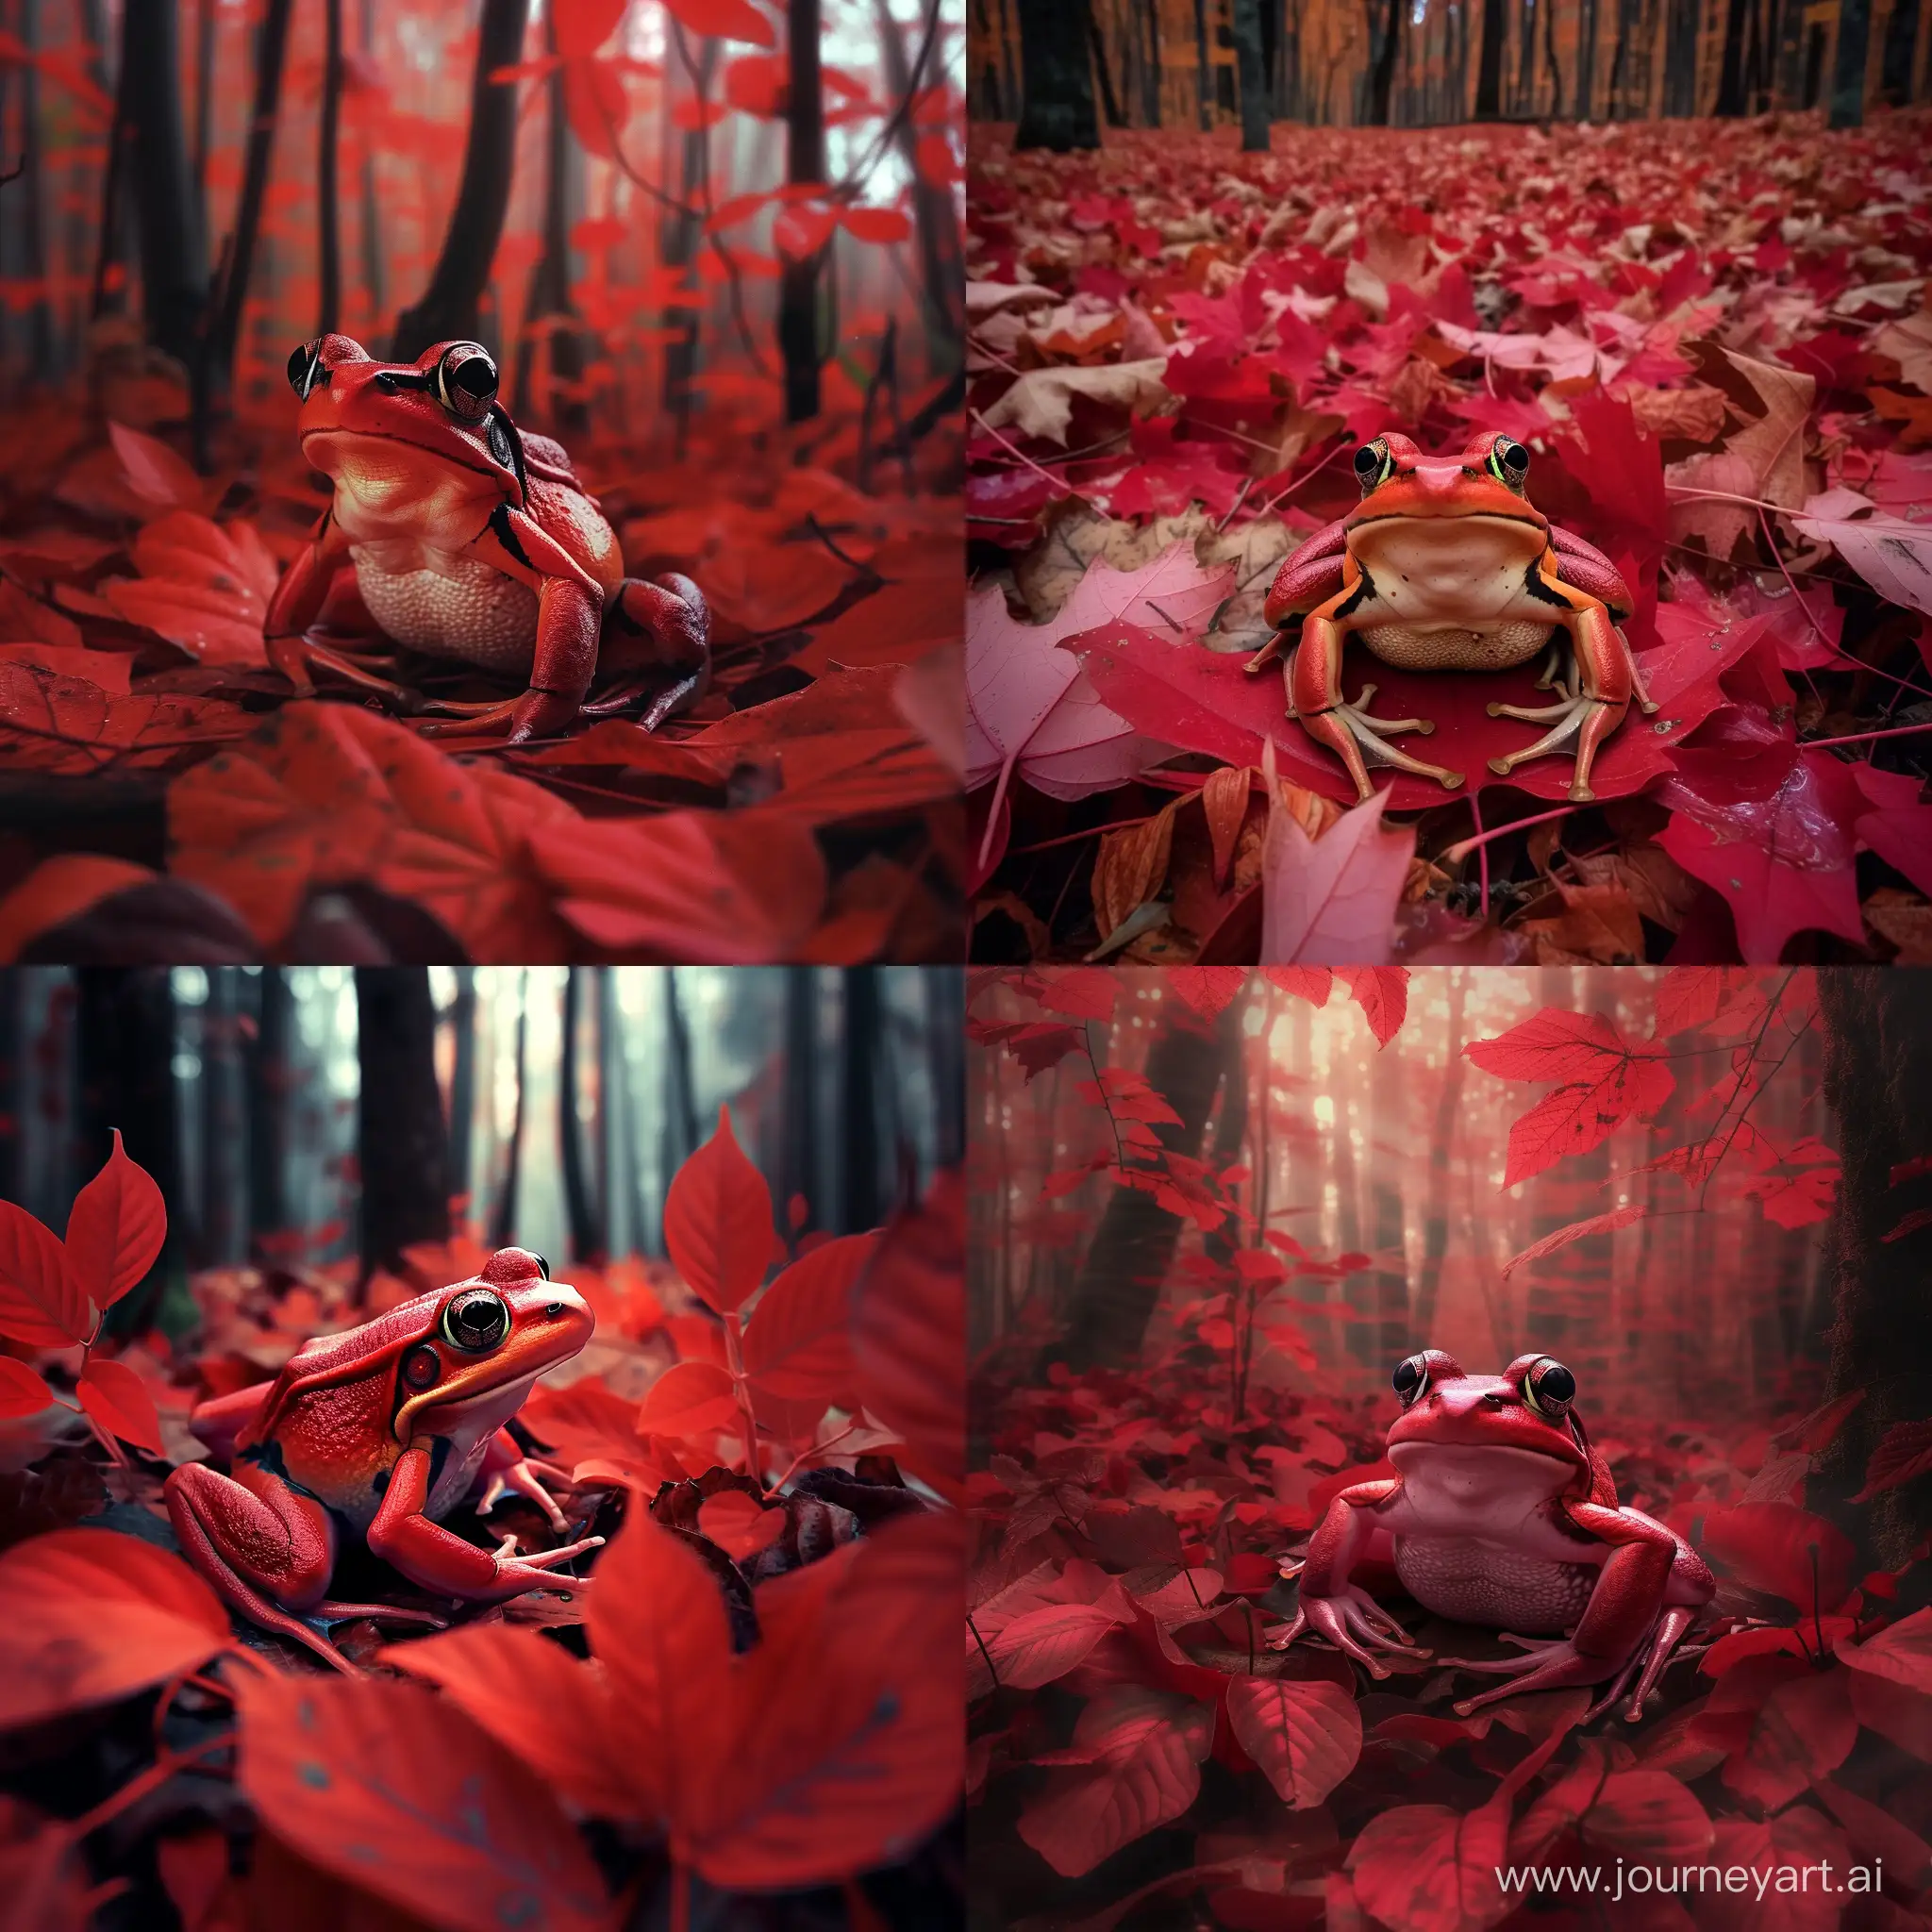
368,1439 -> 603,1602
1484,556 -> 1657,803
164,1460 -> 443,1675
1443,1504 -> 1678,1718
1287,564 -> 1467,802
473,1425 -> 574,1533
263,509 -> 415,708
606,572 -> 712,732
1270,1478 -> 1428,1677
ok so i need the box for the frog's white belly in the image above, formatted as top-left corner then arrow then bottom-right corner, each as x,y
1350,515 -> 1555,671
1393,1535 -> 1599,1633
351,540 -> 539,672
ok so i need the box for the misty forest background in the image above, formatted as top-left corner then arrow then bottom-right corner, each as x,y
0,965 -> 964,1339
973,0 -> 1926,142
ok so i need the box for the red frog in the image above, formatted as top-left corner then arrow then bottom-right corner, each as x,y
1274,1351 -> 1713,1722
1248,431 -> 1657,804
164,1248 -> 601,1672
264,334 -> 710,743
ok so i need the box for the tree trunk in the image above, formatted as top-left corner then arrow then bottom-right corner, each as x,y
876,0 -> 963,372
121,0 -> 207,371
1714,0 -> 1751,110
1147,0 -> 1165,124
1233,0 -> 1273,143
491,974 -> 528,1250
1815,972 -> 1932,1572
318,0 -> 342,331
1061,992 -> 1245,1370
192,0 -> 213,225
515,10 -> 586,432
448,968 -> 476,1209
1541,0 -> 1564,114
926,967 -> 964,1168
200,0 -> 292,400
200,969 -> 245,1266
248,968 -> 291,1255
356,969 -> 451,1285
558,968 -> 604,1262
1829,0 -> 1872,125
1088,7 -> 1127,125
659,34 -> 716,436
1475,0 -> 1507,115
76,971 -> 187,1332
358,0 -> 384,324
661,970 -> 698,1210
779,969 -> 820,1231
391,0 -> 530,359
1410,972 -> 1466,1341
0,975 -> 20,1208
89,0 -> 129,323
1193,0 -> 1213,126
1882,0 -> 1919,101
1014,0 -> 1100,152
841,969 -> 883,1234
778,0 -> 826,422
8,0 -> 53,380
1576,0 -> 1598,114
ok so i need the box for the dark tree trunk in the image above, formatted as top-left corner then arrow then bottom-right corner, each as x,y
1411,972 -> 1467,1341
0,975 -> 21,1208
779,969 -> 820,1232
201,0 -> 292,398
201,970 -> 245,1266
1147,0 -> 1165,124
659,34 -> 716,437
89,0 -> 129,322
1364,0 -> 1404,124
1014,0 -> 1101,148
192,0 -> 213,223
1541,0 -> 1564,114
358,0 -> 384,322
661,970 -> 699,1208
1517,0 -> 1538,112
356,970 -> 451,1285
318,0 -> 342,331
448,968 -> 476,1208
1830,0 -> 1873,125
515,11 -> 586,432
1194,0 -> 1213,125
248,968 -> 291,1254
926,967 -> 964,1169
1475,0 -> 1507,115
120,0 -> 206,370
1715,0 -> 1751,110
558,969 -> 604,1263
1233,0 -> 1273,143
1882,0 -> 1920,101
1089,8 -> 1127,125
75,971 -> 187,1332
1815,972 -> 1932,1574
491,974 -> 528,1250
841,970 -> 882,1235
1664,0 -> 1701,113
1576,0 -> 1598,114
1363,1031 -> 1407,1368
391,0 -> 530,359
778,0 -> 826,423
1060,994 -> 1246,1371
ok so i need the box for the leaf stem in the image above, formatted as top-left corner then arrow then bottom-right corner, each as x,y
720,1312 -> 764,1490
1441,802 -> 1579,866
1805,721 -> 1932,752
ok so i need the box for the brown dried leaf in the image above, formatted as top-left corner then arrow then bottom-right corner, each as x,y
1201,767 -> 1252,887
1517,879 -> 1646,963
1627,383 -> 1729,443
1093,796 -> 1180,939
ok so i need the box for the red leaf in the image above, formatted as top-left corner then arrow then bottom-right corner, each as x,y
1261,965 -> 1332,1006
232,1671 -> 612,1932
1774,1388 -> 1865,1456
75,1357 -> 164,1453
1500,1205 -> 1648,1279
914,132 -> 959,188
774,204 -> 838,258
551,0 -> 628,57
987,1602 -> 1128,1688
1345,1800 -> 1509,1932
1700,1502 -> 1857,1612
1017,1686 -> 1212,1878
1340,965 -> 1408,1044
107,421 -> 207,512
1031,966 -> 1119,1021
663,1106 -> 774,1315
663,0 -> 777,45
1652,965 -> 1729,1035
838,205 -> 911,243
0,1199 -> 85,1346
1884,1205 -> 1932,1243
696,1491 -> 787,1561
1223,1676 -> 1361,1808
742,1230 -> 874,1403
852,1169 -> 963,1492
0,1355 -> 54,1420
65,1128 -> 166,1309
0,1528 -> 231,1729
639,1360 -> 741,1439
563,55 -> 630,158
1167,968 -> 1246,1021
1854,1420 -> 1932,1502
1580,1769 -> 1713,1860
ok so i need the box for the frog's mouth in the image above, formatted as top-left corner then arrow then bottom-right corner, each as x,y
1389,1441 -> 1582,1512
302,426 -> 507,489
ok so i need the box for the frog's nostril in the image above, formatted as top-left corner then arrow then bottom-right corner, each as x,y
544,1302 -> 565,1319
1482,1391 -> 1507,1407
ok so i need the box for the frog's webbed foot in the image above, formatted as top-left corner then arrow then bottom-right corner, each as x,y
267,634 -> 413,708
476,1455 -> 575,1534
1441,1634 -> 1620,1715
1484,678 -> 1630,804
1272,1587 -> 1429,1679
1300,682 -> 1466,802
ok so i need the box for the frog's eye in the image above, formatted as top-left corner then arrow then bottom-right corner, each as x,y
1524,1358 -> 1576,1419
288,341 -> 325,401
1392,1355 -> 1428,1407
1353,441 -> 1390,491
1488,438 -> 1531,490
441,1289 -> 509,1353
437,343 -> 499,424
532,1254 -> 550,1279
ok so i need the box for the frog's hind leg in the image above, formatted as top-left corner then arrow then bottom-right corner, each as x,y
1613,1604 -> 1697,1722
605,572 -> 712,731
1483,576 -> 1633,804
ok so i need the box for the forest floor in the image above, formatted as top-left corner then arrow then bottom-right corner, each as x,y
965,111 -> 1932,968
0,371 -> 963,964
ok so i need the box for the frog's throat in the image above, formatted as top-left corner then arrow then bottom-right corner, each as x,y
1387,1441 -> 1585,1514
301,425 -> 509,491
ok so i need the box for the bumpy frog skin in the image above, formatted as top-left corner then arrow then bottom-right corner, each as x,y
1274,1350 -> 1713,1722
263,334 -> 710,743
1247,431 -> 1658,804
163,1248 -> 600,1672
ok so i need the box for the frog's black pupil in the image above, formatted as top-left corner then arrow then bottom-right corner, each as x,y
447,352 -> 496,403
447,1292 -> 507,1350
1536,1362 -> 1575,1405
533,1253 -> 549,1279
1392,1358 -> 1422,1397
287,342 -> 319,397
1354,444 -> 1381,479
1502,441 -> 1528,474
